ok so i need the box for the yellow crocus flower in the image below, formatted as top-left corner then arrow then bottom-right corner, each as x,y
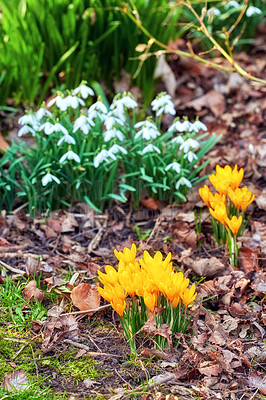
114,243 -> 137,265
181,284 -> 197,308
111,297 -> 126,317
209,164 -> 244,195
226,215 -> 242,236
98,265 -> 118,285
228,186 -> 255,212
143,290 -> 157,313
209,201 -> 228,226
199,185 -> 212,207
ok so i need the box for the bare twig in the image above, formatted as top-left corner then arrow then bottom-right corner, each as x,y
64,339 -> 122,358
0,260 -> 25,275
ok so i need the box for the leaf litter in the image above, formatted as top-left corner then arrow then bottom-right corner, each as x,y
0,39 -> 266,400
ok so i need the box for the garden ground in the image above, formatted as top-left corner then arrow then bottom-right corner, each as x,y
0,32 -> 265,399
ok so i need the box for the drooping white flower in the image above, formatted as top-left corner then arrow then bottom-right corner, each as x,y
111,96 -> 138,110
171,136 -> 185,145
47,123 -> 68,136
103,128 -> 125,142
88,101 -> 108,115
135,120 -> 160,140
189,120 -> 207,133
47,95 -> 85,111
73,115 -> 95,134
207,7 -> 221,17
246,6 -> 262,17
184,151 -> 198,163
59,150 -> 81,164
41,173 -> 61,186
168,120 -> 192,132
141,144 -> 161,155
38,122 -> 54,135
151,93 -> 176,116
93,149 -> 117,168
18,114 -> 38,127
73,84 -> 94,99
35,108 -> 53,121
104,111 -> 124,130
175,177 -> 192,190
18,125 -> 36,137
57,134 -> 76,146
165,162 -> 181,173
226,1 -> 239,8
109,144 -> 127,155
248,144 -> 255,155
180,138 -> 199,153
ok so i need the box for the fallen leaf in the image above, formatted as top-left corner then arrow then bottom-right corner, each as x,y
238,247 -> 259,273
22,280 -> 44,302
154,55 -> 177,97
245,371 -> 266,394
0,237 -> 11,245
0,133 -> 9,152
141,198 -> 160,210
44,277 -> 68,292
70,283 -> 100,312
185,90 -> 226,117
2,370 -> 28,391
183,257 -> 225,277
140,315 -> 172,348
198,361 -> 222,377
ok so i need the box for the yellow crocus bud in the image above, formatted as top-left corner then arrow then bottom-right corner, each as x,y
114,243 -> 137,265
143,291 -> 157,313
98,265 -> 118,285
209,202 -> 228,226
111,297 -> 126,317
231,165 -> 244,190
226,215 -> 242,236
199,185 -> 212,207
181,284 -> 197,308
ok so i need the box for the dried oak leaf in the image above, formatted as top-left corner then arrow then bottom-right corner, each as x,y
2,369 -> 28,391
244,371 -> 266,395
22,280 -> 44,302
70,283 -> 100,313
238,247 -> 259,273
198,361 -> 222,377
185,90 -> 226,117
141,197 -> 161,210
183,257 -> 225,277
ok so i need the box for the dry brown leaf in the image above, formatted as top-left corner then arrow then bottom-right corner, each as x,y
245,371 -> 266,394
22,280 -> 44,302
198,361 -> 222,377
251,271 -> 266,295
238,247 -> 259,273
186,90 -> 226,117
141,315 -> 172,348
2,369 -> 28,391
43,277 -> 68,292
183,257 -> 225,277
0,237 -> 11,245
141,198 -> 160,210
70,283 -> 100,312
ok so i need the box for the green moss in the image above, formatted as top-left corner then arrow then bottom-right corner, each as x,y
52,356 -> 102,384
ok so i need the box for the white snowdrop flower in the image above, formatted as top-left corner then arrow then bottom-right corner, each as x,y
88,101 -> 108,115
59,150 -> 81,164
135,120 -> 160,140
151,94 -> 176,116
207,7 -> 221,17
47,123 -> 68,136
93,149 -> 117,168
18,125 -> 36,137
184,151 -> 198,163
18,114 -> 37,126
168,120 -> 192,132
64,95 -> 85,109
141,144 -> 161,155
111,96 -> 138,110
171,136 -> 185,145
47,95 -> 65,109
104,111 -> 124,130
73,115 -> 95,135
35,108 -> 53,121
165,162 -> 181,173
189,120 -> 207,133
246,6 -> 262,17
248,144 -> 255,155
38,121 -> 54,135
226,1 -> 239,7
175,177 -> 192,190
109,144 -> 127,155
73,84 -> 94,99
57,134 -> 76,146
104,128 -> 125,142
41,173 -> 60,186
180,138 -> 199,153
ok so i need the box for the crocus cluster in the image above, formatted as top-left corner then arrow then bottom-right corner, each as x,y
98,244 -> 196,317
199,164 -> 255,266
